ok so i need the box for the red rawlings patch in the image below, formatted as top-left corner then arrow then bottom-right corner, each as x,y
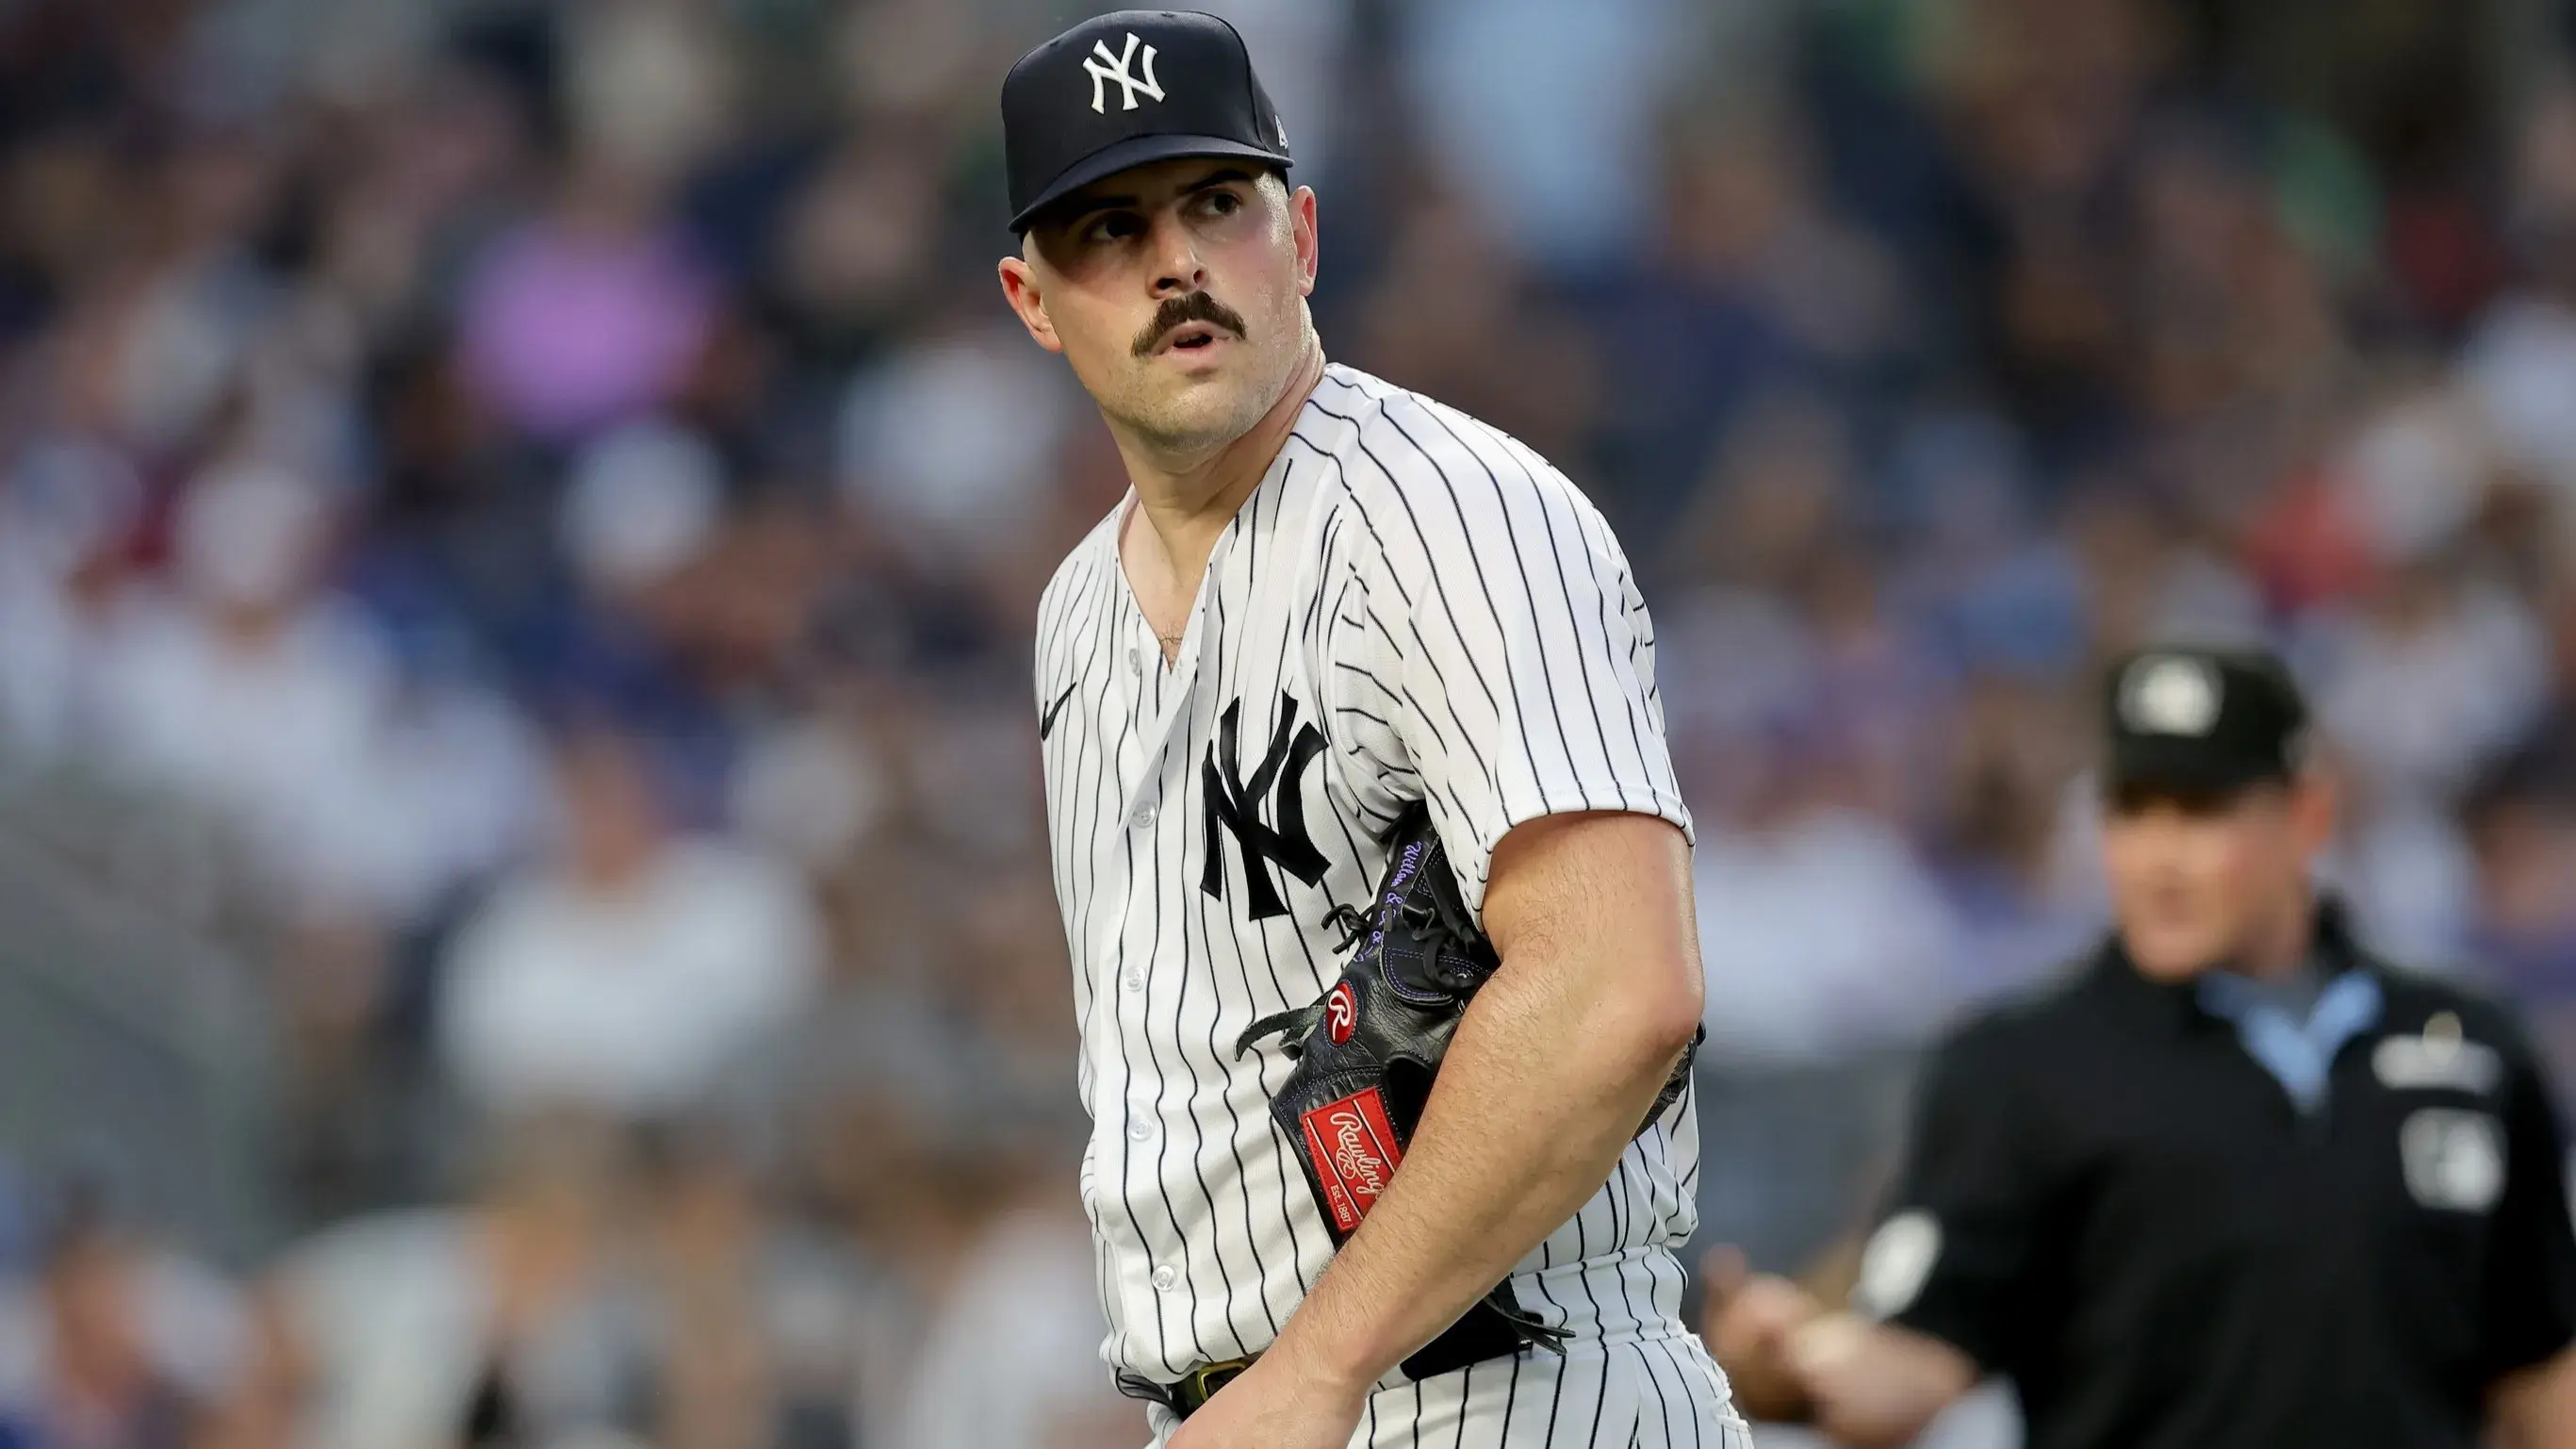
1324,980 -> 1357,1045
1299,1086 -> 1404,1233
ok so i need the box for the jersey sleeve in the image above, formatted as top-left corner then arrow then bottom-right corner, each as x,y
1859,1019 -> 2053,1375
2479,1014 -> 2576,1378
1333,398 -> 1690,919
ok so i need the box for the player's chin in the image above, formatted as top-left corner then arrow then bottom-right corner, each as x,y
1132,370 -> 1260,430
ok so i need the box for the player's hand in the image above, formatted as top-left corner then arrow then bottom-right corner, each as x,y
1700,1245 -> 1820,1423
1164,1343 -> 1370,1449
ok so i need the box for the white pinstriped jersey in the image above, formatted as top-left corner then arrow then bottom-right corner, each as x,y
1033,364 -> 1725,1439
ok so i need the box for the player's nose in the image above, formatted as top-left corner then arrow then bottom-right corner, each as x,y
1146,212 -> 1207,296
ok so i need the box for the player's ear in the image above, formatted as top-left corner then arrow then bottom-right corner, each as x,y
1289,184 -> 1319,298
997,252 -> 1064,354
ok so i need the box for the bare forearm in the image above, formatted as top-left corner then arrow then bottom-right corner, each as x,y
1260,813 -> 1704,1391
1272,947 -> 1691,1385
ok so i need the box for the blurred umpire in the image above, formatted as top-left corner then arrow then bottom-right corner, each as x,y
1709,645 -> 2576,1449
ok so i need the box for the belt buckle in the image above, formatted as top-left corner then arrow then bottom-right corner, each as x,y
1177,1355 -> 1255,1413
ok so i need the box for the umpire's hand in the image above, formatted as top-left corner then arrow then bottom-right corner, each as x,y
1701,1246 -> 1822,1423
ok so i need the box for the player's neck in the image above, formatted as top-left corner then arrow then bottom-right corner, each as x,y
1117,338 -> 1324,598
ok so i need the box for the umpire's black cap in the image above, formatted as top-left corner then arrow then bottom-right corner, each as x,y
2100,646 -> 2312,797
1002,10 -> 1292,234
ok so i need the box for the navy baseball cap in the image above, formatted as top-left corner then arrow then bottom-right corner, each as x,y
2100,646 -> 2312,798
1002,9 -> 1292,234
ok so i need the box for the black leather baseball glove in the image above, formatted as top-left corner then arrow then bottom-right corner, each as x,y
1235,802 -> 1699,1380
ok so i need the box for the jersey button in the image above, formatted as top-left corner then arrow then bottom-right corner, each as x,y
1126,645 -> 1143,670
1131,803 -> 1157,829
1152,1264 -> 1179,1293
1123,968 -> 1145,992
1125,1115 -> 1154,1143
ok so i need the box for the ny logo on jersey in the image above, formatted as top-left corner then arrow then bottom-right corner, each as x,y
1202,693 -> 1328,921
1083,32 -> 1164,113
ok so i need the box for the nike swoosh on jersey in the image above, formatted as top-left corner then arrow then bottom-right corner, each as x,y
1039,680 -> 1077,740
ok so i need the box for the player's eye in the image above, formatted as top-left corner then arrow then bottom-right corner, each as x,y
1197,189 -> 1243,217
1081,212 -> 1144,245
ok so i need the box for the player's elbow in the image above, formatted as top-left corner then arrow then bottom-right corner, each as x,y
1633,958 -> 1705,1060
1599,949 -> 1704,1071
1483,808 -> 1704,1062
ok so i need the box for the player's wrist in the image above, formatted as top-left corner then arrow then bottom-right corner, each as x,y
1263,1301 -> 1387,1405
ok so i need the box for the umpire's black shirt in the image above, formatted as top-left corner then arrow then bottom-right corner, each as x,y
1858,902 -> 2576,1449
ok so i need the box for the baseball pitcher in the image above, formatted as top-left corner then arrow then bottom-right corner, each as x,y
997,12 -> 1747,1447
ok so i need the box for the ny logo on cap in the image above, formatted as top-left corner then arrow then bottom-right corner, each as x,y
1084,32 -> 1165,113
2121,655 -> 2223,736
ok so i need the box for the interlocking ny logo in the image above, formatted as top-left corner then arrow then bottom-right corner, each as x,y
1202,694 -> 1328,921
1084,32 -> 1164,113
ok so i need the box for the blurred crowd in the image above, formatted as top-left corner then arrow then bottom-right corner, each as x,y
0,0 -> 2572,1445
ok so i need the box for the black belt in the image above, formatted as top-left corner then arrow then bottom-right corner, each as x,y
1116,1358 -> 1255,1420
1115,1327 -> 1527,1422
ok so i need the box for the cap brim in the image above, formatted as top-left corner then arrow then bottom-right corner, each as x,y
2104,736 -> 2285,799
1010,133 -> 1292,232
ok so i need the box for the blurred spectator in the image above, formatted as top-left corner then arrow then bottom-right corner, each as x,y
874,1190 -> 1139,1449
92,466 -> 406,920
267,1118 -> 647,1449
268,1113 -> 889,1449
836,324 -> 1074,571
1681,702 -> 1963,1278
1928,674 -> 2102,999
1343,189 -> 1604,479
455,163 -> 716,445
0,1183 -> 247,1449
1398,0 -> 1710,272
768,140 -> 944,370
2463,739 -> 2576,1106
2303,556 -> 2551,808
727,714 -> 890,884
437,725 -> 822,1123
558,420 -> 723,603
624,1126 -> 884,1449
560,0 -> 740,197
2467,76 -> 2576,498
2336,795 -> 2483,967
1688,721 -> 1962,1070
1186,0 -> 1355,190
0,441 -> 143,766
1883,408 -> 2089,682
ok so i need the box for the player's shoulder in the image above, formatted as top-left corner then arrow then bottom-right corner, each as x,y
1299,364 -> 1604,552
1031,501 -> 1124,696
1035,498 -> 1125,620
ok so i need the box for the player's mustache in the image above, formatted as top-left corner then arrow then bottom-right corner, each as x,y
1133,291 -> 1248,356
